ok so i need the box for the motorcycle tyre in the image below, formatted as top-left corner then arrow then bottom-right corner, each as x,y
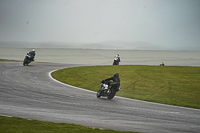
96,90 -> 101,98
113,62 -> 117,65
113,61 -> 119,65
107,90 -> 116,100
23,58 -> 28,66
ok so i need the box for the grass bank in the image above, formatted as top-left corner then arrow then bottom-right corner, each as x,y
0,116 -> 134,133
52,65 -> 200,109
0,58 -> 48,63
0,59 -> 21,62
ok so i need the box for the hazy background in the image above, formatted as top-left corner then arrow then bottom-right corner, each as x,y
1,47 -> 200,66
0,0 -> 200,50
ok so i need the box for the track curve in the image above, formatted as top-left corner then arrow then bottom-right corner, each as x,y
0,62 -> 200,133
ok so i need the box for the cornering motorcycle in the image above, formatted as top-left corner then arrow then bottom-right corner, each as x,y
23,53 -> 34,66
96,80 -> 121,100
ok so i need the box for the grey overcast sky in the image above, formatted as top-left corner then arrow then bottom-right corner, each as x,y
0,0 -> 200,50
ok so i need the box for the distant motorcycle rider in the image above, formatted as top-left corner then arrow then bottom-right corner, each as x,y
101,73 -> 121,91
115,54 -> 120,62
28,49 -> 36,61
160,62 -> 165,66
113,54 -> 121,65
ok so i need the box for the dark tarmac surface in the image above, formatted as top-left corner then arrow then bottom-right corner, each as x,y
0,62 -> 200,133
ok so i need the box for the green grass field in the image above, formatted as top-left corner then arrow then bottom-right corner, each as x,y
52,65 -> 200,109
0,59 -> 21,62
0,116 -> 134,133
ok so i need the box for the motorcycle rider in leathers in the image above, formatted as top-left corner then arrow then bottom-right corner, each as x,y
28,49 -> 36,61
113,54 -> 121,65
101,73 -> 121,92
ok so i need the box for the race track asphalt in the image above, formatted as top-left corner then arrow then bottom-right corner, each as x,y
0,62 -> 200,133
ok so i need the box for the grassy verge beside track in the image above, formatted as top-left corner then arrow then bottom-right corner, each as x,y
52,65 -> 200,109
0,58 -> 49,63
0,116 -> 135,133
0,59 -> 22,62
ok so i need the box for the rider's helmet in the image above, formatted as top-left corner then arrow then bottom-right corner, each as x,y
117,54 -> 119,56
32,49 -> 35,52
114,73 -> 119,77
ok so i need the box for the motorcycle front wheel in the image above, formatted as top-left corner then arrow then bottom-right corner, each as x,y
23,58 -> 28,66
96,90 -> 101,98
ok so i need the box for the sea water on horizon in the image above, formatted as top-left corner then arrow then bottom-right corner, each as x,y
0,48 -> 200,66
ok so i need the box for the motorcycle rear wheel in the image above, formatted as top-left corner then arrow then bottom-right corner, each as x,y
107,90 -> 116,100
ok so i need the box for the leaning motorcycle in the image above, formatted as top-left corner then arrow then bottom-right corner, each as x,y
23,53 -> 34,66
96,80 -> 121,99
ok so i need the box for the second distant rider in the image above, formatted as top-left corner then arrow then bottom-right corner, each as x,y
28,49 -> 36,61
113,54 -> 121,65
